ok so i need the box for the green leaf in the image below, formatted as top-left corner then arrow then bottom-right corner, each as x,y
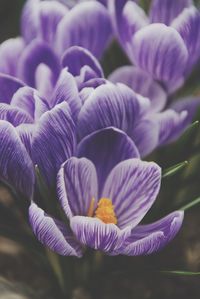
161,270 -> 200,276
162,161 -> 188,178
177,120 -> 199,146
45,249 -> 66,293
180,196 -> 200,211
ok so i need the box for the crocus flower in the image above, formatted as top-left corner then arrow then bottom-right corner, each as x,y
0,0 -> 111,96
107,66 -> 200,150
109,0 -> 200,91
77,81 -> 195,157
29,150 -> 184,256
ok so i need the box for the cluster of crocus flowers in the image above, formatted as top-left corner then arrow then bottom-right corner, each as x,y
0,0 -> 199,257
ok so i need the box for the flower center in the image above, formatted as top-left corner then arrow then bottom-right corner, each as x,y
87,197 -> 117,224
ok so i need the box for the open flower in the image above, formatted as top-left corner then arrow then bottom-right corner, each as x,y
29,153 -> 184,256
109,0 -> 200,91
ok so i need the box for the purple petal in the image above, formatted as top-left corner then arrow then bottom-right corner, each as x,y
29,203 -> 82,257
70,216 -> 120,252
36,1 -> 68,45
78,83 -> 141,140
18,40 -> 60,88
21,0 -> 40,43
116,211 -> 184,255
78,127 -> 139,194
0,38 -> 25,76
109,66 -> 167,112
131,24 -> 188,83
79,78 -> 107,91
11,86 -> 49,121
50,69 -> 82,119
32,102 -> 76,188
149,0 -> 192,25
172,6 -> 200,71
108,0 -> 130,42
171,96 -> 200,125
156,109 -> 188,146
109,0 -> 148,54
132,117 -> 159,157
56,2 -> 112,58
35,63 -> 55,100
164,76 -> 185,95
0,74 -> 24,104
16,123 -> 34,157
0,121 -> 34,198
57,157 -> 98,219
62,46 -> 103,78
102,159 -> 161,229
0,104 -> 33,126
21,0 -> 68,45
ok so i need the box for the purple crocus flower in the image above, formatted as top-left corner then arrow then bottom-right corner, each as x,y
0,43 -> 195,183
109,0 -> 200,91
107,66 -> 200,151
0,0 -> 111,97
29,153 -> 184,256
1,75 -> 184,257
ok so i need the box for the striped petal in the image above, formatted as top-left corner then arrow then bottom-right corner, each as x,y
131,24 -> 188,83
102,159 -> 161,229
57,157 -> 98,219
29,203 -> 82,257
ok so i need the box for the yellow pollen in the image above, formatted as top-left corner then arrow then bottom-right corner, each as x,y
95,198 -> 117,224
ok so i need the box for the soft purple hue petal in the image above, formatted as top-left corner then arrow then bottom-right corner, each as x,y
0,74 -> 24,104
18,40 -> 60,88
35,63 -> 55,99
149,0 -> 192,25
78,83 -> 141,140
115,211 -> 184,255
132,117 -> 159,157
156,109 -> 188,145
62,46 -> 103,78
0,38 -> 25,76
21,0 -> 40,43
131,24 -> 188,83
36,1 -> 68,45
57,157 -> 98,219
50,69 -> 81,119
109,0 -> 147,55
172,6 -> 200,70
11,86 -> 49,121
120,1 -> 149,55
0,104 -> 33,126
108,66 -> 167,112
29,203 -> 82,257
16,123 -> 34,157
56,2 -> 112,58
21,0 -> 68,45
78,127 -> 139,193
79,78 -> 107,91
164,76 -> 185,95
171,96 -> 200,125
70,216 -> 120,252
32,102 -> 76,188
0,121 -> 34,198
108,0 -> 130,42
102,159 -> 161,229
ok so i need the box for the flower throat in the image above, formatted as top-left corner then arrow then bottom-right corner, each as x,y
87,198 -> 117,224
